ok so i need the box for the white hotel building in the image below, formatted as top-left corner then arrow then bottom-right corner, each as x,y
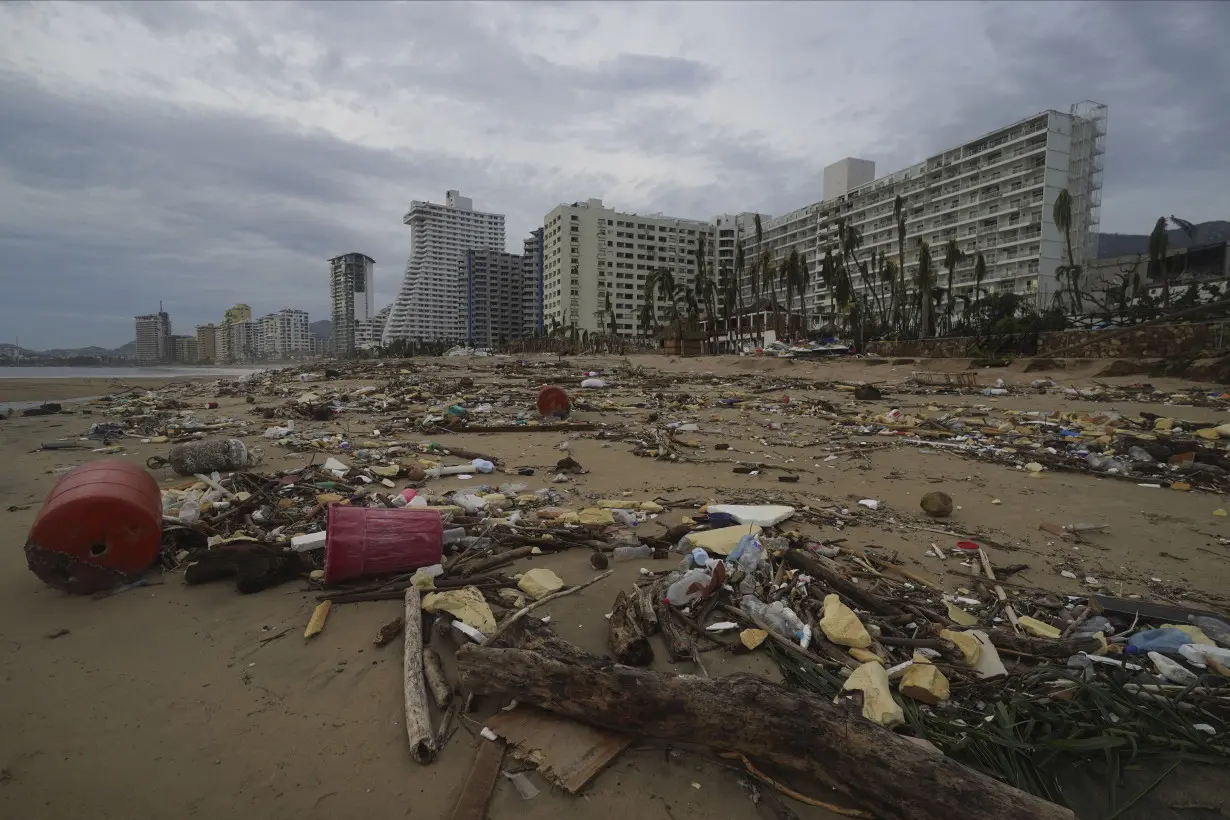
541,198 -> 715,336
725,101 -> 1107,326
383,190 -> 506,344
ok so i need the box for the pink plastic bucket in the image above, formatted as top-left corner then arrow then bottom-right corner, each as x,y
324,507 -> 444,584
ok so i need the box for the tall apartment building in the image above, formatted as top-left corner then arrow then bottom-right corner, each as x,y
133,310 -> 171,365
522,229 -> 545,337
195,324 -> 220,363
462,250 -> 526,347
727,102 -> 1107,327
328,253 -> 375,357
171,335 -> 198,363
541,198 -> 715,337
383,190 -> 506,344
226,319 -> 259,363
356,304 -> 391,350
255,309 -> 310,359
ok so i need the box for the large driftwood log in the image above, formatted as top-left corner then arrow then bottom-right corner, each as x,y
785,548 -> 903,616
457,646 -> 1073,820
403,587 -> 436,763
608,590 -> 653,665
633,584 -> 660,635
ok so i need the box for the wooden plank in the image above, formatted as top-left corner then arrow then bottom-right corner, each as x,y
486,706 -> 632,794
448,740 -> 505,820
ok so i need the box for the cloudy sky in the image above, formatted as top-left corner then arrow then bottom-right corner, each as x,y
2,0 -> 1227,349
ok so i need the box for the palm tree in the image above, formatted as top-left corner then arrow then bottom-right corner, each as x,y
972,251 -> 987,315
640,269 -> 660,340
1149,216 -> 1170,309
893,193 -> 907,331
750,215 -> 765,337
1052,188 -> 1084,314
942,239 -> 965,334
916,240 -> 936,338
720,280 -> 737,352
734,241 -> 747,346
795,252 -> 811,337
693,233 -> 717,351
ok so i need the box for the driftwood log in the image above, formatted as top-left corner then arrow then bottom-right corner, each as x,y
785,548 -> 903,616
652,589 -> 693,661
403,587 -> 436,763
457,645 -> 1073,820
633,584 -> 660,635
423,646 -> 453,709
608,590 -> 653,665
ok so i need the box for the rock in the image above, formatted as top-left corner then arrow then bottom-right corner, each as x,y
939,629 -> 982,665
1018,616 -> 1061,639
837,662 -> 904,728
820,594 -> 872,648
518,568 -> 565,600
920,491 -> 953,518
899,653 -> 950,705
590,551 -> 609,570
853,384 -> 882,401
404,464 -> 427,482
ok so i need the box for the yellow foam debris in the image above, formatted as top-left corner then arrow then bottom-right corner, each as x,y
848,647 -> 882,664
899,652 -> 950,705
1018,616 -> 1061,639
422,586 -> 496,634
837,662 -> 904,728
820,594 -> 872,648
518,568 -> 565,600
577,508 -> 615,526
940,629 -> 982,665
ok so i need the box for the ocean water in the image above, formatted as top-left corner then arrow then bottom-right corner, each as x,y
0,365 -> 268,380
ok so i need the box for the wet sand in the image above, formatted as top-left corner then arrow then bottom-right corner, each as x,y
1,354 -> 1227,820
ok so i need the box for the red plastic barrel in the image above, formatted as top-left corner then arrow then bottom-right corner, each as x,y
26,460 -> 163,587
324,507 -> 444,584
537,385 -> 571,419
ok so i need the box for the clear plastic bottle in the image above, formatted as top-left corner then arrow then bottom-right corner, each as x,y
1125,628 -> 1193,654
613,544 -> 652,562
1178,643 -> 1230,668
611,509 -> 639,526
442,527 -> 467,545
1189,616 -> 1230,649
178,498 -> 200,526
1148,651 -> 1199,685
665,569 -> 712,605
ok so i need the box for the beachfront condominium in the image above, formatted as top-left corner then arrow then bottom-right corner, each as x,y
329,253 -> 375,357
256,309 -> 311,359
382,190 -> 506,344
727,101 -> 1107,328
134,310 -> 171,365
522,229 -> 545,337
462,250 -> 527,348
541,198 -> 715,337
195,324 -> 220,363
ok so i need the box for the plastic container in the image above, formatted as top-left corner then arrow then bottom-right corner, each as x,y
324,507 -> 444,583
1178,643 -> 1230,668
1125,628 -> 1193,654
1189,616 -> 1230,648
536,386 -> 571,419
166,439 -> 251,476
665,569 -> 712,606
25,460 -> 163,592
1148,651 -> 1199,685
613,544 -> 652,562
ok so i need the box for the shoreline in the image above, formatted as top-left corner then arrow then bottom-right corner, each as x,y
0,376 -> 211,405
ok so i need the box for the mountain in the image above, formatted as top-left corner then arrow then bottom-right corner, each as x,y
113,341 -> 137,358
310,320 -> 332,339
1098,221 -> 1230,259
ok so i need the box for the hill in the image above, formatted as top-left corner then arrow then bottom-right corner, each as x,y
1098,220 -> 1230,259
310,320 -> 332,339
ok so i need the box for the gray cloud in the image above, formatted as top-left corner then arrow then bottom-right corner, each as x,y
0,0 -> 1226,348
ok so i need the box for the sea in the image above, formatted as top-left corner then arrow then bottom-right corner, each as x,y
0,365 -> 269,411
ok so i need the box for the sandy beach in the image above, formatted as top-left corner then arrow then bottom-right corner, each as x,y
0,377 -> 185,404
1,354 -> 1227,819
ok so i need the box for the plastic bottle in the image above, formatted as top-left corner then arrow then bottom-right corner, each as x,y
442,527 -> 467,545
166,439 -> 251,476
178,498 -> 200,526
611,509 -> 639,527
1178,643 -> 1230,668
1189,616 -> 1230,648
665,569 -> 712,606
1125,628 -> 1193,654
1072,616 -> 1113,640
1148,651 -> 1199,685
613,544 -> 652,562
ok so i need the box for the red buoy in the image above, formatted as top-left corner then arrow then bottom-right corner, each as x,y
537,385 -> 571,419
25,460 -> 163,593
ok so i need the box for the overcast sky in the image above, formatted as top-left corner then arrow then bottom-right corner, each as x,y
2,0 -> 1227,349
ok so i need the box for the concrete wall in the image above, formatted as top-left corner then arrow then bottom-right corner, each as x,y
865,320 -> 1230,359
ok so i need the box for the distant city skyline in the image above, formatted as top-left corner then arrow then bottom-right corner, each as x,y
2,2 -> 1227,348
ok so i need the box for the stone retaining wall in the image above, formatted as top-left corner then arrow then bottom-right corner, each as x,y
865,320 -> 1230,359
